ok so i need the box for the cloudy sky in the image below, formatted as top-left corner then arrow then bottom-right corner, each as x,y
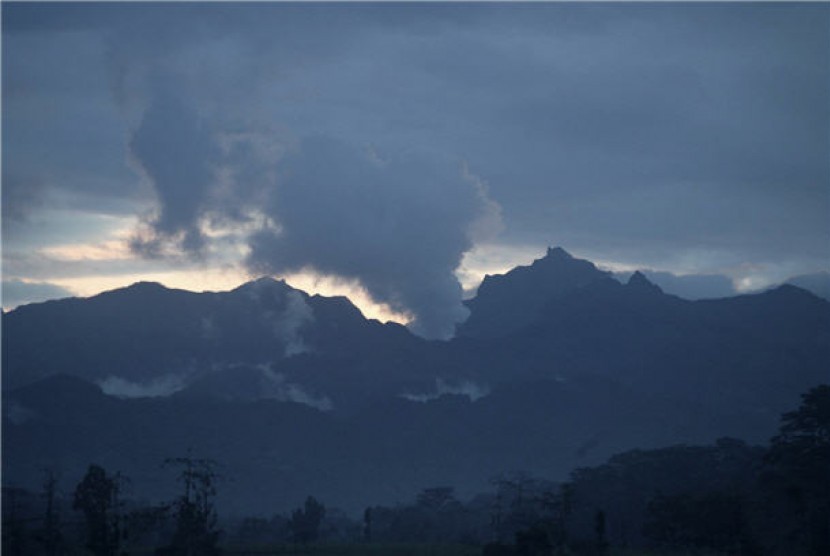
3,2 -> 828,337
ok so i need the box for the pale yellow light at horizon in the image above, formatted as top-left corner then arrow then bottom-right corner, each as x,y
45,268 -> 410,324
39,240 -> 133,262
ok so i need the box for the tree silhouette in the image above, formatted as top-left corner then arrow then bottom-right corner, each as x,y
766,384 -> 830,555
157,456 -> 220,556
289,496 -> 326,544
363,507 -> 372,542
38,470 -> 63,556
73,464 -> 121,556
416,486 -> 457,510
2,487 -> 29,556
594,509 -> 608,556
643,491 -> 751,552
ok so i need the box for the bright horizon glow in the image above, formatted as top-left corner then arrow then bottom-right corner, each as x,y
3,241 -> 804,316
15,269 -> 411,325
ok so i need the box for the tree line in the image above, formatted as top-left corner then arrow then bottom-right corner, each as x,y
3,384 -> 828,555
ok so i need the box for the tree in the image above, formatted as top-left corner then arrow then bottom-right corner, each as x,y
490,472 -> 555,541
3,487 -> 30,556
73,464 -> 122,556
643,491 -> 751,552
768,385 -> 830,476
363,507 -> 372,542
157,456 -> 220,556
594,510 -> 608,556
38,470 -> 63,556
766,384 -> 830,555
417,487 -> 458,510
289,496 -> 326,544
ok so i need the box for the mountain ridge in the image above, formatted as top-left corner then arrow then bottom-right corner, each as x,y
3,248 -> 828,514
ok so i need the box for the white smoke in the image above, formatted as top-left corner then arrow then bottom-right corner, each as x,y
273,290 -> 314,357
200,315 -> 218,339
99,374 -> 188,398
402,378 -> 490,403
5,401 -> 37,425
259,368 -> 333,411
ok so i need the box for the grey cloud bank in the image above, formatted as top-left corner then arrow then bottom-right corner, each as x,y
2,3 -> 828,312
612,271 -> 737,300
129,89 -> 221,255
245,136 -> 501,339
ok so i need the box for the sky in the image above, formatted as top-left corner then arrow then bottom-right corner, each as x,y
2,2 -> 829,338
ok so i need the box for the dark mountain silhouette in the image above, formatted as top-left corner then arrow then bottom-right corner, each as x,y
786,270 -> 830,301
3,373 -> 747,516
2,277 -> 422,401
3,247 -> 828,515
457,246 -> 616,338
452,248 -> 829,422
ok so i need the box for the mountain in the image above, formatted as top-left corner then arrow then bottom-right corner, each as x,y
612,269 -> 738,300
3,250 -> 829,516
1,278 -> 426,407
453,248 -> 829,422
2,372 -> 746,516
457,246 -> 616,338
786,271 -> 830,301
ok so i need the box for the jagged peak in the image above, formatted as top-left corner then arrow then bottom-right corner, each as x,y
532,247 -> 601,273
545,246 -> 573,260
627,271 -> 663,294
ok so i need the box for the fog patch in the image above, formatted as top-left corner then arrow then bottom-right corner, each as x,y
260,368 -> 333,411
99,374 -> 188,398
403,379 -> 490,403
200,316 -> 218,339
5,401 -> 37,425
273,290 -> 314,357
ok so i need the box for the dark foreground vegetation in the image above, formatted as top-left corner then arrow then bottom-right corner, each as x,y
4,385 -> 828,556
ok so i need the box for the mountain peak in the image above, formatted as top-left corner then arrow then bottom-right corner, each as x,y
250,276 -> 290,288
545,246 -> 573,260
125,281 -> 168,292
627,271 -> 663,294
91,281 -> 172,301
233,276 -> 296,295
252,276 -> 285,285
458,246 -> 614,338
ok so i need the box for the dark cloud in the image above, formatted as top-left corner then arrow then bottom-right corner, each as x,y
1,174 -> 46,227
3,3 -> 828,299
2,23 -> 141,206
128,88 -> 220,255
122,93 -> 502,337
246,136 -> 501,339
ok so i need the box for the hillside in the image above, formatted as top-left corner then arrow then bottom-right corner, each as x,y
3,247 -> 828,514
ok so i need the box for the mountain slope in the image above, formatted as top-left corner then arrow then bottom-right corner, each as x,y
3,249 -> 828,516
457,247 -> 616,338
1,278 -> 421,397
3,373 -> 751,516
